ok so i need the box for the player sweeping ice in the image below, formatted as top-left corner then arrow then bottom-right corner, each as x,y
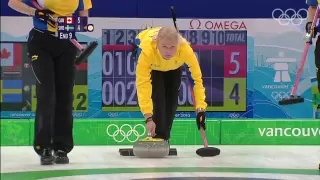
135,27 -> 207,142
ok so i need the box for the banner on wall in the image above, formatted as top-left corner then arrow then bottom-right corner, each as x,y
0,17 -> 317,119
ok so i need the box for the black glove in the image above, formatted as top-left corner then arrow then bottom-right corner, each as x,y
196,111 -> 206,130
34,9 -> 56,28
306,21 -> 317,37
305,21 -> 317,44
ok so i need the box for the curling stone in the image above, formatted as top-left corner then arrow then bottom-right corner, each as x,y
133,137 -> 170,158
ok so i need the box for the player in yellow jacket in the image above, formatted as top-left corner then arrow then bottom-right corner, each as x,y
135,27 -> 207,141
8,0 -> 92,165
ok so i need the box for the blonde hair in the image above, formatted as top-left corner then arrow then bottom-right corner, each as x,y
152,27 -> 189,45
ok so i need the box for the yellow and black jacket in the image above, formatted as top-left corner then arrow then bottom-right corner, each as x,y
135,27 -> 207,115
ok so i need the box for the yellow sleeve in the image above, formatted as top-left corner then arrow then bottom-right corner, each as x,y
183,45 -> 207,110
136,50 -> 153,115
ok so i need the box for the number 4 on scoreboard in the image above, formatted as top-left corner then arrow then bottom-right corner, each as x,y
224,78 -> 246,111
229,83 -> 239,105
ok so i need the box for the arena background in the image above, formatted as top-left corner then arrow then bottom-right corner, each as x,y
1,0 -> 320,146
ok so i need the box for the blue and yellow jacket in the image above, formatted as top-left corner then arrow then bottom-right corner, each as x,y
135,27 -> 207,115
21,0 -> 92,32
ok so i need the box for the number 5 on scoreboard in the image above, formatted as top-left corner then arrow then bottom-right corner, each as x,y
230,52 -> 240,75
224,48 -> 246,78
224,78 -> 246,111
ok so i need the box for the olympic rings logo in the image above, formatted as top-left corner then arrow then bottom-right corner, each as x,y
228,113 -> 240,118
106,124 -> 146,143
271,91 -> 290,101
108,112 -> 119,118
272,8 -> 308,26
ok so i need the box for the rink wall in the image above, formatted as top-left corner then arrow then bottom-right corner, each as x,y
2,16 -> 320,146
1,119 -> 320,146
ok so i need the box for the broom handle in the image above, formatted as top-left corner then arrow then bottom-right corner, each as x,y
170,6 -> 209,148
187,82 -> 209,148
291,5 -> 320,96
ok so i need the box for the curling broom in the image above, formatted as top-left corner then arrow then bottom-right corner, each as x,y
170,6 -> 220,157
279,5 -> 320,105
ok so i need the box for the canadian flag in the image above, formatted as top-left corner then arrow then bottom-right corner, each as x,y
0,43 -> 14,66
65,17 -> 74,24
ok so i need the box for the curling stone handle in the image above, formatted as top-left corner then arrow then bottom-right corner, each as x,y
200,127 -> 209,148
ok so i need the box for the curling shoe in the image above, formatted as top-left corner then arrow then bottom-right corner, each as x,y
40,148 -> 54,165
54,150 -> 69,164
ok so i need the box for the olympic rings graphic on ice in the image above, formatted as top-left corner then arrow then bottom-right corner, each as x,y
272,8 -> 308,26
271,91 -> 290,101
106,124 -> 146,143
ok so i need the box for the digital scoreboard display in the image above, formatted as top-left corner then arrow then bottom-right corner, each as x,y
0,42 -> 89,116
57,16 -> 94,39
101,29 -> 247,112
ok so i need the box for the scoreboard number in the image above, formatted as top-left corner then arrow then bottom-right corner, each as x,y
225,79 -> 246,110
101,29 -> 247,112
72,85 -> 88,111
230,52 -> 240,75
101,48 -> 138,111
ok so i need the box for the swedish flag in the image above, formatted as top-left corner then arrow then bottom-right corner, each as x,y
65,25 -> 74,31
0,80 -> 23,103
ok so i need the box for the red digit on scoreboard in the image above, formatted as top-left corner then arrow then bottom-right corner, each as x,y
224,45 -> 247,78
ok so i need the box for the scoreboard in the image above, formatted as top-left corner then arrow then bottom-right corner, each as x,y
101,29 -> 247,112
57,16 -> 94,39
0,42 -> 89,116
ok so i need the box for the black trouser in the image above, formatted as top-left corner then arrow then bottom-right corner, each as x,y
315,37 -> 320,94
27,28 -> 77,155
151,69 -> 182,140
